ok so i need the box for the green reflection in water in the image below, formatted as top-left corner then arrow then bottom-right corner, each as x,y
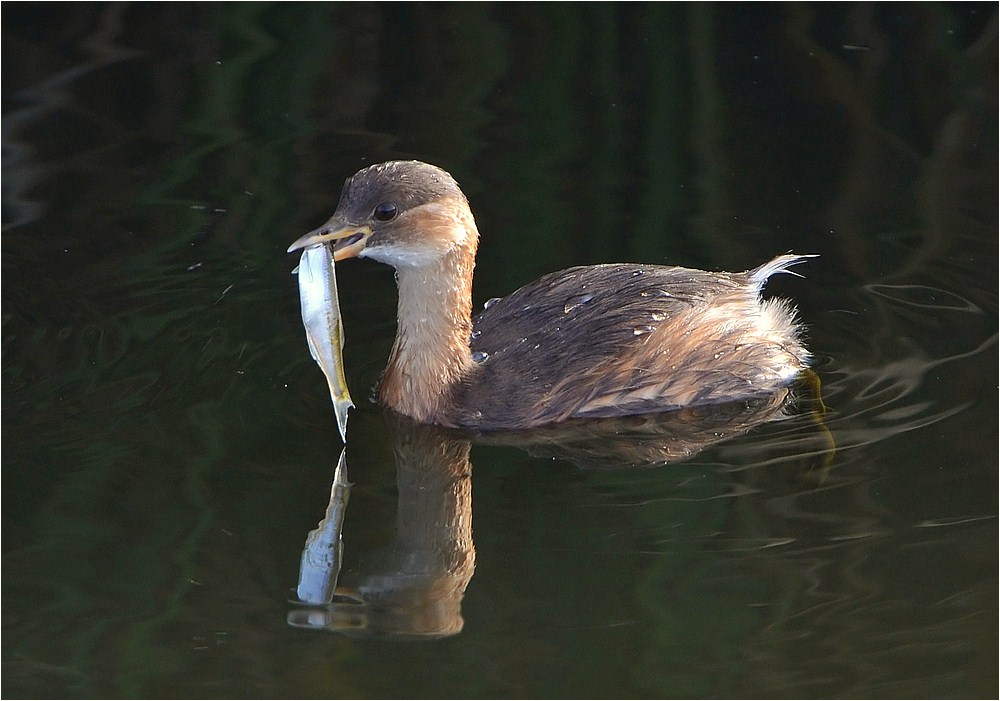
2,2 -> 996,698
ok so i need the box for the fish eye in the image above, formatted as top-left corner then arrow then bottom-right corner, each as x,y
373,202 -> 398,221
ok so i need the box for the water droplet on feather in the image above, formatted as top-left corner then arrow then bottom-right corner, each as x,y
563,293 -> 595,314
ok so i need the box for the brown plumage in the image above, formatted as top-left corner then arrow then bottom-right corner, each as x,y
288,160 -> 812,432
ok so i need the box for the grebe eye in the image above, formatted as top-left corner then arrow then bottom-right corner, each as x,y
373,202 -> 398,221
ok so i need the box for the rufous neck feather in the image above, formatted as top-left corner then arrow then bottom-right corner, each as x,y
377,227 -> 478,423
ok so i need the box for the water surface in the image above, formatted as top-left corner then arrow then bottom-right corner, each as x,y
3,4 -> 997,698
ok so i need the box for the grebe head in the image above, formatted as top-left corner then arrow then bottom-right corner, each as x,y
287,160 -> 477,268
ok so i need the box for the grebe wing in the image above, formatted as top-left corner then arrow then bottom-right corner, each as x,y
461,263 -> 753,429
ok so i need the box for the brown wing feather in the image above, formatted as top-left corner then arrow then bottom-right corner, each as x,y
437,262 -> 800,430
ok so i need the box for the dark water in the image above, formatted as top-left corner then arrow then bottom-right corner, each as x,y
3,4 -> 997,698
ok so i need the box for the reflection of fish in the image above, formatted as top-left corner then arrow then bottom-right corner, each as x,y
296,449 -> 351,605
297,243 -> 353,441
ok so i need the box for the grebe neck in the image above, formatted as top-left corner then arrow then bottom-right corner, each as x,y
378,241 -> 477,423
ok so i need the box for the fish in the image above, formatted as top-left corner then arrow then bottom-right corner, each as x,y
296,243 -> 354,441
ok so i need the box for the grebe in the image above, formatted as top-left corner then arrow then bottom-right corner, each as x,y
288,160 -> 812,432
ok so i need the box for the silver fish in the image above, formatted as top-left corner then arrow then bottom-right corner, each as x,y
297,243 -> 354,441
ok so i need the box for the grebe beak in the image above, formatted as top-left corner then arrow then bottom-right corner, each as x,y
287,218 -> 373,261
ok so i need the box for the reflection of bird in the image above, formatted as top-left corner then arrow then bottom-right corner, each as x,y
289,160 -> 813,431
289,416 -> 475,639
